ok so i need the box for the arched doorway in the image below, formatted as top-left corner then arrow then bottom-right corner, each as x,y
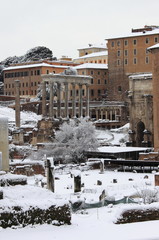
136,121 -> 145,147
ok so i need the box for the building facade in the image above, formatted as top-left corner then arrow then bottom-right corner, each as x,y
74,43 -> 108,65
107,25 -> 159,102
3,60 -> 78,97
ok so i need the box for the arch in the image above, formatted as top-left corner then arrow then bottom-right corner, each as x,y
136,121 -> 145,147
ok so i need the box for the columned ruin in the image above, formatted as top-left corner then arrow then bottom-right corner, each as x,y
41,70 -> 92,119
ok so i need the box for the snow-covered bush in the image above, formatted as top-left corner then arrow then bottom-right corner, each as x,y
37,119 -> 99,164
139,188 -> 159,204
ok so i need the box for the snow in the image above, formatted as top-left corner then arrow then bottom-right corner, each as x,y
107,27 -> 159,40
129,73 -> 152,80
1,107 -> 159,239
98,146 -> 150,153
78,43 -> 107,50
73,50 -> 107,60
74,63 -> 108,70
147,43 -> 159,50
0,106 -> 41,126
3,63 -> 70,71
1,170 -> 159,239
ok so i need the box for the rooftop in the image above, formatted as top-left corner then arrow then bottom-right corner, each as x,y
3,63 -> 69,71
73,51 -> 107,60
78,43 -> 107,51
107,27 -> 159,40
74,63 -> 108,70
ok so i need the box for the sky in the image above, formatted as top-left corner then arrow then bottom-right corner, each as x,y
1,0 -> 159,61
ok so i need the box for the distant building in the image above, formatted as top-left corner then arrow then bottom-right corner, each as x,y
74,43 -> 108,64
3,60 -> 78,97
107,25 -> 159,102
74,63 -> 108,101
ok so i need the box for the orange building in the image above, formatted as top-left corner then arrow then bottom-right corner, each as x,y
3,60 -> 78,97
107,25 -> 159,101
74,63 -> 108,101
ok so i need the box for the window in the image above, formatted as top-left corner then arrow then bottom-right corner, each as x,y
117,41 -> 120,46
124,50 -> 128,56
90,70 -> 93,75
76,90 -> 79,96
26,82 -> 28,87
104,72 -> 107,75
155,37 -> 158,43
37,70 -> 40,75
91,79 -> 93,84
145,38 -> 149,44
70,90 -> 72,97
24,71 -> 28,76
133,49 -> 137,55
12,84 -> 14,88
98,71 -> 100,75
98,79 -> 101,84
124,59 -> 128,65
31,82 -> 33,86
82,71 -> 84,75
22,83 -> 24,87
104,79 -> 107,84
118,86 -> 122,92
82,89 -> 85,96
124,40 -> 128,46
117,50 -> 121,57
35,82 -> 37,86
111,41 -> 114,47
91,89 -> 94,96
98,89 -> 101,96
46,70 -> 49,74
117,59 -> 121,66
31,71 -> 33,76
133,39 -> 137,45
133,58 -> 137,64
145,56 -> 149,64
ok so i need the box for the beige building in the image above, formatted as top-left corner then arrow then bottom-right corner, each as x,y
74,43 -> 108,65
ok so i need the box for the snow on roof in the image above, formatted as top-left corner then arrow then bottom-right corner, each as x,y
147,43 -> 159,51
98,146 -> 150,153
107,28 -> 159,40
73,51 -> 108,60
129,73 -> 152,79
78,43 -> 107,50
74,63 -> 108,70
3,63 -> 69,71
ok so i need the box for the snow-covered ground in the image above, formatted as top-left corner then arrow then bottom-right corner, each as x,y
1,106 -> 159,239
1,170 -> 159,240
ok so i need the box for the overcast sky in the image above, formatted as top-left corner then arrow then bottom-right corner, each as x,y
1,0 -> 159,61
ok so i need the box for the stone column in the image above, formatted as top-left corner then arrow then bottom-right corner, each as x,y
15,80 -> 20,128
96,109 -> 99,120
79,84 -> 83,118
105,110 -> 108,120
72,83 -> 76,118
0,117 -> 9,171
101,109 -> 103,119
42,81 -> 47,117
64,82 -> 69,118
86,84 -> 89,118
110,110 -> 113,121
57,82 -> 61,118
49,81 -> 54,118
